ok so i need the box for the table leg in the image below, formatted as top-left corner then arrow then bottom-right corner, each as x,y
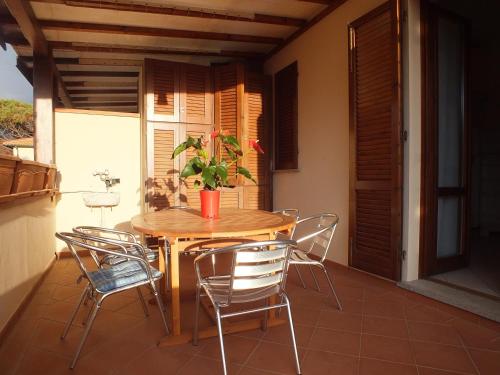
158,237 -> 167,297
169,239 -> 181,336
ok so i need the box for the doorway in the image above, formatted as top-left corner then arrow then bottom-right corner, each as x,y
420,0 -> 500,299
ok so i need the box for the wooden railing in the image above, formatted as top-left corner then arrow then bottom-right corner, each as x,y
0,155 -> 57,204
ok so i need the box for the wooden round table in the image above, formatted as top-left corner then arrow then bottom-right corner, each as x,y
131,208 -> 295,342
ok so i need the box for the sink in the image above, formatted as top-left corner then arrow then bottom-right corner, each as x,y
82,192 -> 120,208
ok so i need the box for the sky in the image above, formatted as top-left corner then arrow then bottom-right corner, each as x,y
0,44 -> 33,104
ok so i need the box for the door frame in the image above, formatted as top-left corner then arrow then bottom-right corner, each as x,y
419,0 -> 471,277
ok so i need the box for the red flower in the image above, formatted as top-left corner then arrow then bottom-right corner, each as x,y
210,130 -> 220,139
249,139 -> 264,154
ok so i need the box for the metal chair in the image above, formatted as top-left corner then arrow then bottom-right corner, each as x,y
289,213 -> 342,310
273,209 -> 300,239
73,226 -> 159,266
192,240 -> 301,375
55,231 -> 170,369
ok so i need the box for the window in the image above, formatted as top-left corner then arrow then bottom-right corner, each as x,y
274,61 -> 298,170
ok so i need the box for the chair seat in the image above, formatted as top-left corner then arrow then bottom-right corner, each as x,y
101,247 -> 158,265
88,260 -> 162,293
289,249 -> 318,265
202,276 -> 280,305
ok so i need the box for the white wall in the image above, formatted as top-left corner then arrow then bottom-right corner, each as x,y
265,0 -> 387,266
0,197 -> 55,332
54,109 -> 142,251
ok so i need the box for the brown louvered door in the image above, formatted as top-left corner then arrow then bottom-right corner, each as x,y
146,60 -> 180,122
214,63 -> 242,188
180,64 -> 213,124
146,123 -> 180,210
348,1 -> 403,280
243,71 -> 271,210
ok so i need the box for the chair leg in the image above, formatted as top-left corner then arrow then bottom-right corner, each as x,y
136,287 -> 149,317
320,264 -> 342,311
211,253 -> 216,276
61,284 -> 90,339
151,283 -> 170,335
83,298 -> 96,326
309,265 -> 321,292
193,285 -> 201,346
283,294 -> 301,374
295,265 -> 307,289
215,309 -> 228,375
261,298 -> 269,331
70,298 -> 101,369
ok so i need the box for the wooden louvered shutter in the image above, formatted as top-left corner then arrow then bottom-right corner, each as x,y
180,64 -> 213,124
147,124 -> 179,211
348,1 -> 402,281
146,60 -> 180,122
214,63 -> 242,185
274,62 -> 298,170
243,72 -> 271,210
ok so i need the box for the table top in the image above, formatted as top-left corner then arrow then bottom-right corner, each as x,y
131,208 -> 295,238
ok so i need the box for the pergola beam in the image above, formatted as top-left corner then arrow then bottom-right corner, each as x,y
31,0 -> 306,27
40,20 -> 282,45
16,56 -> 33,84
73,101 -> 137,107
48,41 -> 265,59
60,71 -> 139,77
68,89 -> 137,95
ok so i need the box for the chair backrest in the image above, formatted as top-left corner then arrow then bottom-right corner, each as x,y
293,213 -> 339,262
55,232 -> 151,290
194,239 -> 296,306
73,226 -> 137,265
273,209 -> 300,239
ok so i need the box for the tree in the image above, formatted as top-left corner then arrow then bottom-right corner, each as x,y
0,99 -> 34,140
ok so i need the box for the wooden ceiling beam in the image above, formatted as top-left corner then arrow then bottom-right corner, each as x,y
68,89 -> 137,95
297,0 -> 333,4
71,96 -> 137,102
3,0 -> 72,107
49,41 -> 265,59
31,0 -> 306,27
0,29 -> 6,51
40,20 -> 282,45
64,81 -> 137,88
267,0 -> 347,59
16,56 -> 33,84
60,70 -> 139,77
74,101 -> 137,107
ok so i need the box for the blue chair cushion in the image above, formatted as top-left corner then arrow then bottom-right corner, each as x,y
88,260 -> 162,293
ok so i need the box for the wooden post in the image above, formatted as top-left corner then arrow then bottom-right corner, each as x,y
33,54 -> 54,164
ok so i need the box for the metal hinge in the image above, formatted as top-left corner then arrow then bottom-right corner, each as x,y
401,129 -> 408,142
400,249 -> 407,261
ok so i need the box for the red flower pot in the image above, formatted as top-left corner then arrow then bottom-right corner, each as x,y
200,189 -> 220,219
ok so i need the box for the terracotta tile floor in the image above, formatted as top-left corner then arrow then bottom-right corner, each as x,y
1,256 -> 499,375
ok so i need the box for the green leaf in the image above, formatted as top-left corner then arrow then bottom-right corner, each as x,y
192,156 -> 205,170
215,165 -> 228,182
224,135 -> 241,151
202,166 -> 217,189
180,162 -> 198,178
193,180 -> 201,189
224,146 -> 237,160
171,141 -> 188,159
237,166 -> 256,184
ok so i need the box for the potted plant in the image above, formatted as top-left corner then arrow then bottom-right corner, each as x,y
171,130 -> 264,218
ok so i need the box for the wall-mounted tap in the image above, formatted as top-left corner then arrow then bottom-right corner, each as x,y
93,170 -> 120,191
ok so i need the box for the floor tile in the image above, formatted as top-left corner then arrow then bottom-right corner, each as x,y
308,327 -> 360,356
451,318 -> 500,351
364,298 -> 406,319
177,355 -> 241,374
407,321 -> 462,346
262,323 -> 314,348
362,316 -> 408,339
316,309 -> 362,333
411,341 -> 477,374
358,357 -> 418,375
245,341 -> 304,374
198,335 -> 260,364
468,348 -> 500,375
360,334 -> 414,364
301,349 -> 358,375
